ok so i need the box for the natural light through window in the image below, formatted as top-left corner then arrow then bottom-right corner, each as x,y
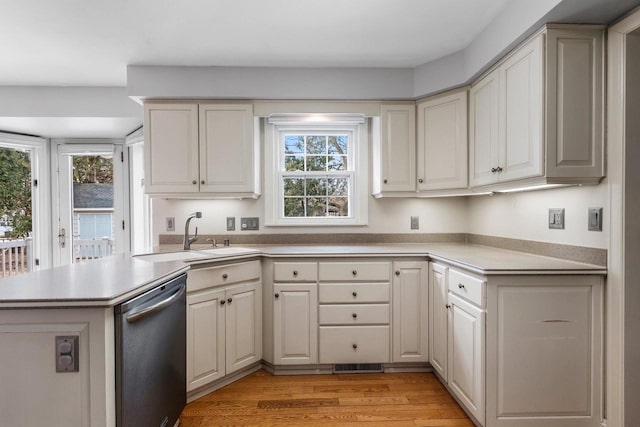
264,116 -> 368,227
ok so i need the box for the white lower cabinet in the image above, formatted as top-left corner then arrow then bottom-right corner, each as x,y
392,261 -> 429,362
186,261 -> 262,392
273,283 -> 318,365
429,262 -> 449,380
448,292 -> 485,425
485,275 -> 603,427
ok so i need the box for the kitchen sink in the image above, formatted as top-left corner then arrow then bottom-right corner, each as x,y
134,251 -> 211,262
196,247 -> 260,256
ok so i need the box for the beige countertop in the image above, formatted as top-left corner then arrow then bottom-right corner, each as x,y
0,253 -> 189,308
0,243 -> 606,308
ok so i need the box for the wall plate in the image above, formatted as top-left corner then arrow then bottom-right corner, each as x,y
165,217 -> 175,232
55,336 -> 79,373
410,216 -> 419,230
549,208 -> 565,229
226,217 -> 236,231
588,207 -> 603,231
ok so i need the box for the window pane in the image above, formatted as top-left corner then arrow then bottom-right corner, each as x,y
306,136 -> 326,154
327,155 -> 347,171
328,135 -> 348,154
328,197 -> 349,216
306,156 -> 326,171
306,178 -> 327,196
285,155 -> 304,171
285,136 -> 304,154
284,198 -> 305,217
284,178 -> 305,196
327,178 -> 349,196
306,197 -> 327,217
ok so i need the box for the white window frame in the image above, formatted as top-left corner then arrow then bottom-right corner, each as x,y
264,118 -> 369,226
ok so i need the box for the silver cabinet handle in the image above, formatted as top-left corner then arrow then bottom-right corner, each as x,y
126,284 -> 185,323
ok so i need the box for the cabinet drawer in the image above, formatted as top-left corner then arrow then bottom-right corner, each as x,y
273,262 -> 318,282
188,260 -> 261,292
319,304 -> 390,325
319,283 -> 390,303
448,268 -> 485,307
319,262 -> 390,282
319,326 -> 390,363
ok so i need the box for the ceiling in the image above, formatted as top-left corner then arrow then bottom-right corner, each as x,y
0,0 -> 512,87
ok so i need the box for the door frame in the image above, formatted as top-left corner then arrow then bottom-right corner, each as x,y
51,139 -> 128,266
0,132 -> 51,270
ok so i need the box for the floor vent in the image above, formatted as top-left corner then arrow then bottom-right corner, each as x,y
333,363 -> 383,373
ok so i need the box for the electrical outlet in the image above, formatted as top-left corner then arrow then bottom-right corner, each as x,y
240,217 -> 259,231
226,217 -> 236,231
588,207 -> 603,231
410,216 -> 419,230
548,208 -> 565,229
166,217 -> 175,232
55,336 -> 79,373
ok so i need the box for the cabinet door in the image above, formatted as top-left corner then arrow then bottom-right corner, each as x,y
428,263 -> 448,380
469,68 -> 500,187
417,90 -> 468,191
448,293 -> 485,425
392,261 -> 428,362
499,34 -> 544,182
378,104 -> 416,192
199,104 -> 258,195
144,103 -> 200,194
225,282 -> 262,375
273,284 -> 318,365
187,288 -> 226,391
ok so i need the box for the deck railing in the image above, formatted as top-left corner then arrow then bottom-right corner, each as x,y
73,238 -> 114,262
0,238 -> 32,278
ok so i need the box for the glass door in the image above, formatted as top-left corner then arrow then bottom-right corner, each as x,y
53,142 -> 127,266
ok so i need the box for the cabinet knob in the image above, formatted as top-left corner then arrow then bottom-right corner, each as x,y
192,180 -> 197,185
222,273 -> 228,279
395,271 -> 400,276
352,270 -> 358,276
274,293 -> 280,299
220,300 -> 225,305
418,178 -> 424,183
383,179 -> 388,184
491,166 -> 503,173
201,180 -> 205,185
352,344 -> 358,349
352,313 -> 358,319
227,298 -> 233,304
352,291 -> 357,297
458,283 -> 465,289
293,270 -> 298,276
445,304 -> 451,309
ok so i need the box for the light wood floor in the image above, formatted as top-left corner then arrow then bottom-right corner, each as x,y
180,370 -> 473,427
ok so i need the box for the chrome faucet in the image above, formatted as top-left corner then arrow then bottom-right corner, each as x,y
183,212 -> 202,250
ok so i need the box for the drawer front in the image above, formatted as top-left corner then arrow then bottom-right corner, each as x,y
448,268 -> 485,307
273,262 -> 318,282
319,304 -> 390,325
319,262 -> 390,282
319,283 -> 390,303
319,326 -> 390,363
188,260 -> 261,292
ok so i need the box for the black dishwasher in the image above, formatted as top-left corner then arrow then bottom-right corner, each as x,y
115,273 -> 186,427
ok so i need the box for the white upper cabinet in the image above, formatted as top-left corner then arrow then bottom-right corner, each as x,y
417,89 -> 468,191
144,103 -> 200,194
470,26 -> 605,190
374,103 -> 416,194
144,102 -> 260,198
199,104 -> 258,194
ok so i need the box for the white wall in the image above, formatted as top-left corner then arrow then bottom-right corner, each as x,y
467,184 -> 608,249
151,196 -> 468,245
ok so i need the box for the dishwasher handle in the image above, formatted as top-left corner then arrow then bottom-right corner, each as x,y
126,284 -> 186,323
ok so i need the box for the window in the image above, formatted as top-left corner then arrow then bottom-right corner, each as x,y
265,117 -> 368,226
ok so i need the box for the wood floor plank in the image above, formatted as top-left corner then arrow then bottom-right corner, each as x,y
181,370 -> 472,426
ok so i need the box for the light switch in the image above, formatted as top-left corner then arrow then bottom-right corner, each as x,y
548,208 -> 565,229
226,217 -> 236,231
588,207 -> 603,231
